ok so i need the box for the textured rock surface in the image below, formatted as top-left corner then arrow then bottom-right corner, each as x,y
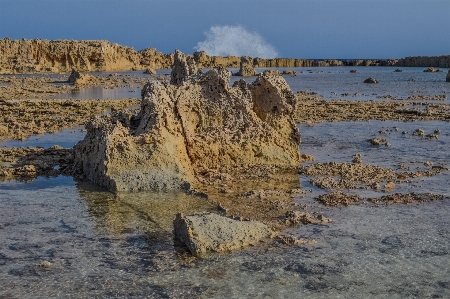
396,55 -> 450,68
236,56 -> 257,76
173,212 -> 273,256
0,38 -> 142,73
170,49 -> 200,85
0,38 -> 403,74
74,51 -> 300,192
67,69 -> 94,85
364,77 -> 378,84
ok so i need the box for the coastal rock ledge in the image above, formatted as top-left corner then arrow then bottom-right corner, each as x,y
73,50 -> 300,192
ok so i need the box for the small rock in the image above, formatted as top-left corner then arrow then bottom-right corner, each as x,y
300,154 -> 315,162
394,69 -> 403,72
371,182 -> 380,190
143,68 -> 156,75
350,69 -> 357,73
364,77 -> 378,84
413,129 -> 425,136
50,145 -> 63,150
276,233 -> 316,246
384,182 -> 395,190
352,153 -> 362,164
173,212 -> 273,256
367,138 -> 386,145
282,70 -> 297,76
37,261 -> 52,269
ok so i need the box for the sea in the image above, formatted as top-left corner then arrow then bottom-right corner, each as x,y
1,66 -> 450,298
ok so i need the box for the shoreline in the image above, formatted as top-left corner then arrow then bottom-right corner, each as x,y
1,38 -> 450,74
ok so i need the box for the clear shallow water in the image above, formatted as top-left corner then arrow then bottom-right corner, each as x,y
50,70 -> 165,100
232,66 -> 450,102
8,67 -> 448,101
298,120 -> 450,197
0,127 -> 85,149
1,120 -> 450,298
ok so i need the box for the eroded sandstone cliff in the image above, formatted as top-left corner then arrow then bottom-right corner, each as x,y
0,38 -> 143,73
396,55 -> 450,68
73,50 -> 300,192
0,38 -> 402,74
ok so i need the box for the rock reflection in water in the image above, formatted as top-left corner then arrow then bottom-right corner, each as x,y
76,180 -> 218,234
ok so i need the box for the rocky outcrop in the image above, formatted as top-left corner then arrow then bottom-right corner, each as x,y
235,56 -> 257,76
423,67 -> 443,73
364,77 -> 378,84
173,212 -> 273,256
0,38 -> 142,73
143,68 -> 156,75
282,70 -> 297,75
67,69 -> 94,85
396,55 -> 450,68
73,50 -> 301,192
138,47 -> 173,70
170,49 -> 200,85
0,38 -> 409,74
447,70 -> 450,82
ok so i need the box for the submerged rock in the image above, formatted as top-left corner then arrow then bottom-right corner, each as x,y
282,70 -> 297,76
423,67 -> 443,73
74,50 -> 300,192
364,77 -> 378,84
173,212 -> 273,256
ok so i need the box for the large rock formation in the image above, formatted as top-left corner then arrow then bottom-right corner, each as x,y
173,212 -> 273,256
73,51 -> 300,192
0,38 -> 142,73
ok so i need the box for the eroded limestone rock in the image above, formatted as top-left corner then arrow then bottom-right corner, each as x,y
67,69 -> 94,85
236,56 -> 257,76
74,50 -> 300,192
170,49 -> 200,85
173,212 -> 273,256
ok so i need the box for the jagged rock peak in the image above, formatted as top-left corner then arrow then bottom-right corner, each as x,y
170,49 -> 201,85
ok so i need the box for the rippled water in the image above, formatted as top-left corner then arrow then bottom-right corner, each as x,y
5,66 -> 448,101
0,127 -> 85,149
1,118 -> 450,298
2,67 -> 450,297
234,66 -> 450,102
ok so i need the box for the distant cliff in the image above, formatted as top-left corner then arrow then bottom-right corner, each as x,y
0,38 -> 144,73
396,56 -> 450,68
0,38 -> 447,74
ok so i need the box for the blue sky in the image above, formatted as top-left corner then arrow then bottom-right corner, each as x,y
1,0 -> 449,59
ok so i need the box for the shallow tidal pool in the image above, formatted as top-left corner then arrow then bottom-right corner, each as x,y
1,120 -> 450,298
